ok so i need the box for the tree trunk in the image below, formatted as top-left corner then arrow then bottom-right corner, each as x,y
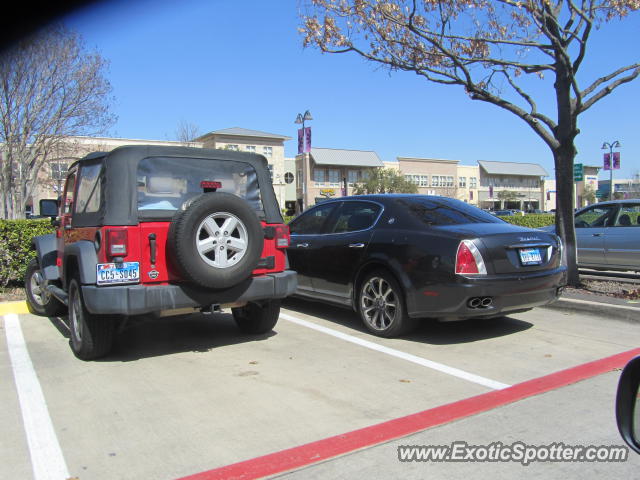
554,147 -> 579,287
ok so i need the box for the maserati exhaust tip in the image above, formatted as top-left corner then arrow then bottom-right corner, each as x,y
468,297 -> 493,309
468,297 -> 482,308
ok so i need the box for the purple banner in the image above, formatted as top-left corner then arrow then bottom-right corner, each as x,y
297,128 -> 304,155
489,185 -> 493,198
603,153 -> 611,171
613,151 -> 620,170
304,127 -> 312,153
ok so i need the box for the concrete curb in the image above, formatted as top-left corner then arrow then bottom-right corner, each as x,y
544,297 -> 640,323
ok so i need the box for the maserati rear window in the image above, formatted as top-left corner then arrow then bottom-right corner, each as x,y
399,197 -> 503,226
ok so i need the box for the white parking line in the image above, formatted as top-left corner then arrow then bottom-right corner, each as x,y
280,313 -> 511,390
4,314 -> 70,480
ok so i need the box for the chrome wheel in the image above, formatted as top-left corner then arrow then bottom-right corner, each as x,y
29,269 -> 50,306
196,212 -> 248,268
360,276 -> 399,331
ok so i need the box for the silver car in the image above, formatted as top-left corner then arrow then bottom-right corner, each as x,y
543,199 -> 640,273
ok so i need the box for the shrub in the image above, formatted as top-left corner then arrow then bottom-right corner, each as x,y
0,219 -> 55,286
498,214 -> 556,229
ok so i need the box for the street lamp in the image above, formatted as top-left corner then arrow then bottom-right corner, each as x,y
602,140 -> 621,201
295,110 -> 313,130
295,110 -> 313,211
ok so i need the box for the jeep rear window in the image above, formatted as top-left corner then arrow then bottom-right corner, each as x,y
136,156 -> 264,218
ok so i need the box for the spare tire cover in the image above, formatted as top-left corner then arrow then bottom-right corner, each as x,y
168,192 -> 263,289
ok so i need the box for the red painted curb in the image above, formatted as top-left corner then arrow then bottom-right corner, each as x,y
178,347 -> 640,480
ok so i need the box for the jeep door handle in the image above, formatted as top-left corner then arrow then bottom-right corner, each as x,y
592,233 -> 603,237
296,243 -> 309,248
349,243 -> 365,248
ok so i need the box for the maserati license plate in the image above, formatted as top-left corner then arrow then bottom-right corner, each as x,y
519,248 -> 542,266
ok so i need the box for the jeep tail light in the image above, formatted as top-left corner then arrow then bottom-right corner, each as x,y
274,225 -> 290,248
455,240 -> 487,275
106,228 -> 128,257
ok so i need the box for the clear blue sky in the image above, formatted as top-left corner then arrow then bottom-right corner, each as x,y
64,0 -> 640,181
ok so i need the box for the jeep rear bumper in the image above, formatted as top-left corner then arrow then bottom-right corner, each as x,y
80,270 -> 297,316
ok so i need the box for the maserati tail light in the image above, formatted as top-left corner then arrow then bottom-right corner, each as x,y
455,240 -> 487,275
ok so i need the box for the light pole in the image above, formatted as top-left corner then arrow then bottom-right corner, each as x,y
602,140 -> 621,201
295,110 -> 313,211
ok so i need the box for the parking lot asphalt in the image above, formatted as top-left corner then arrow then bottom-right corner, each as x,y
1,294 -> 639,480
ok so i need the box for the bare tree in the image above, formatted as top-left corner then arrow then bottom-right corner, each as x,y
175,120 -> 201,145
0,24 -> 115,219
300,1 -> 639,285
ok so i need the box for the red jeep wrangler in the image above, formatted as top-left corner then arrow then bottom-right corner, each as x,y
25,145 -> 297,359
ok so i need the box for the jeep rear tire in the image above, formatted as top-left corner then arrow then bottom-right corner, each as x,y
68,278 -> 116,360
168,192 -> 263,289
232,300 -> 280,334
25,258 -> 66,317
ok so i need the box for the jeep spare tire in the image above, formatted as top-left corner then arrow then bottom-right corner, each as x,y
168,192 -> 263,289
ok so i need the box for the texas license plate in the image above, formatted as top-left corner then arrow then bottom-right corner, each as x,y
519,248 -> 542,266
96,262 -> 140,285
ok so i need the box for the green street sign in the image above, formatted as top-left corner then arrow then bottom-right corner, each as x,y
573,163 -> 583,181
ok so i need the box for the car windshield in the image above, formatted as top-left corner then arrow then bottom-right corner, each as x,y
136,156 -> 264,218
397,197 -> 504,226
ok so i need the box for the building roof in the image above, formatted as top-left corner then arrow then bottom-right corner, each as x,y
478,160 -> 548,177
310,148 -> 385,167
197,127 -> 291,141
397,156 -> 458,165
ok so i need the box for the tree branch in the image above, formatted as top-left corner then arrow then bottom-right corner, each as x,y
581,66 -> 640,112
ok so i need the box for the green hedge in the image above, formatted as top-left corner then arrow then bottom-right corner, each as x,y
499,214 -> 556,228
0,219 -> 55,286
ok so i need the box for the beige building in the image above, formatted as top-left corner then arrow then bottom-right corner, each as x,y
542,179 -> 557,211
295,147 -> 384,210
478,160 -> 548,211
456,164 -> 480,205
283,157 -> 297,215
195,127 -> 291,209
397,157 -> 459,198
383,160 -> 400,171
544,165 -> 601,212
576,165 -> 600,207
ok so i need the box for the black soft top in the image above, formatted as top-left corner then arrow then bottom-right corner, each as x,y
70,145 -> 283,226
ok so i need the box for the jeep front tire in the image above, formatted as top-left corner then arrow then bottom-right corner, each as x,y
25,258 -> 66,317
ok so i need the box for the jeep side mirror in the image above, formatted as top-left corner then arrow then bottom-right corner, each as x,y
616,356 -> 640,454
39,198 -> 59,218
